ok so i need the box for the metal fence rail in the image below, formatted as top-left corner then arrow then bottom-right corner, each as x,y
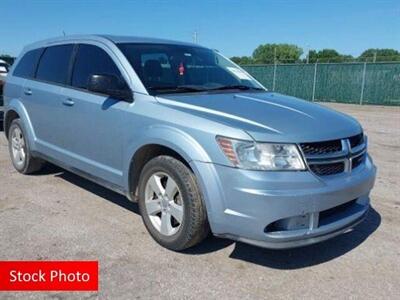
243,62 -> 400,106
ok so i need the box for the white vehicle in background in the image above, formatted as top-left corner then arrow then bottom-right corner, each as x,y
0,59 -> 9,84
0,59 -> 9,123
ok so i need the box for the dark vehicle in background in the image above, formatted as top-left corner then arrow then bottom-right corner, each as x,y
0,59 -> 10,124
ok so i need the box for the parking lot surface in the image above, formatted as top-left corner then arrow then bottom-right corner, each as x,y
0,103 -> 399,299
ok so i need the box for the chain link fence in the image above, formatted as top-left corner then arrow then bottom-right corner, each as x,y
243,62 -> 400,105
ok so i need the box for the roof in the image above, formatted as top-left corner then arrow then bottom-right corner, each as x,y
99,34 -> 204,47
22,34 -> 206,53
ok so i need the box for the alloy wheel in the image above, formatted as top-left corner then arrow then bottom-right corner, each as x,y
144,172 -> 184,236
11,126 -> 26,168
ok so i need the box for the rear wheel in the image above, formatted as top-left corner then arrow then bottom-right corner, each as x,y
8,119 -> 44,174
138,156 -> 209,251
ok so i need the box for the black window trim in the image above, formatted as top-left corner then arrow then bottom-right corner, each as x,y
67,44 -> 79,86
33,47 -> 46,79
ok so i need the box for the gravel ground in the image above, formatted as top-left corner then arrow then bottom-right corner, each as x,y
0,103 -> 399,299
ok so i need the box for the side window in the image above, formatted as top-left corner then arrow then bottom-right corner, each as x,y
13,48 -> 43,78
71,44 -> 123,90
36,44 -> 74,84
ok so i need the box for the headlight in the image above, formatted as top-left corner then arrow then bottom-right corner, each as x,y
216,136 -> 306,171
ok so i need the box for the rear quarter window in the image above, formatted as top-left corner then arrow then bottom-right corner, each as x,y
36,44 -> 74,84
13,48 -> 43,78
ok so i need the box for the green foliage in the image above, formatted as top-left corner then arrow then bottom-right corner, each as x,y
308,49 -> 354,63
358,49 -> 400,62
230,43 -> 399,65
252,44 -> 303,64
230,56 -> 253,65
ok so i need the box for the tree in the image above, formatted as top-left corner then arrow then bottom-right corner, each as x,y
358,49 -> 400,62
230,56 -> 254,65
252,44 -> 303,64
308,49 -> 354,63
0,54 -> 16,65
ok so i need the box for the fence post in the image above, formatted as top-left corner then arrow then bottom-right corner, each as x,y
312,61 -> 318,102
360,62 -> 367,105
272,62 -> 277,91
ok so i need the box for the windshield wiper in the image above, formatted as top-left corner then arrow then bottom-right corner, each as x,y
148,85 -> 206,93
148,84 -> 264,94
207,85 -> 264,91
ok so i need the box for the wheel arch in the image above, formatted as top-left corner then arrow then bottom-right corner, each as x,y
127,143 -> 193,201
124,125 -> 212,201
4,100 -> 36,148
4,100 -> 37,154
4,109 -> 20,139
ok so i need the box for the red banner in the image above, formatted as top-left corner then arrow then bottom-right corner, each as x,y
0,261 -> 98,291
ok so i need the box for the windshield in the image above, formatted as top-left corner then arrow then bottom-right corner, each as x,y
117,43 -> 265,95
0,63 -> 9,74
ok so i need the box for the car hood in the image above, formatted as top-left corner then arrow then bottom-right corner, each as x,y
156,92 -> 362,143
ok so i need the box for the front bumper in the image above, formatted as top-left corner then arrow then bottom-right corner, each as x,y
191,154 -> 376,249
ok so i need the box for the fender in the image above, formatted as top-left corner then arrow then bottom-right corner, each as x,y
5,98 -> 37,151
123,124 -> 212,186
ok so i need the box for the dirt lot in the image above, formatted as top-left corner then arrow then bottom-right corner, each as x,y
0,103 -> 399,299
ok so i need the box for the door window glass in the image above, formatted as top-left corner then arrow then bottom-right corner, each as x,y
36,44 -> 74,84
71,44 -> 123,90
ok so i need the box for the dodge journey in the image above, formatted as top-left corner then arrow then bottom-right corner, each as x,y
3,35 -> 376,250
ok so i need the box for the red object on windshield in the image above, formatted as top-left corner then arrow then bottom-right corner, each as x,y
178,63 -> 185,75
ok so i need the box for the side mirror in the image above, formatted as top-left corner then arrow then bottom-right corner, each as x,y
87,74 -> 133,102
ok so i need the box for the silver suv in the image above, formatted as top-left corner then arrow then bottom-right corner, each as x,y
3,35 -> 376,250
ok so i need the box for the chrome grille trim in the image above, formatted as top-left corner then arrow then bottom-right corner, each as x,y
299,134 -> 367,176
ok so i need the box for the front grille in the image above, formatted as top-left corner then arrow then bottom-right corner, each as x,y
319,199 -> 358,226
352,154 -> 365,169
301,133 -> 366,177
300,139 -> 342,155
309,162 -> 345,176
349,133 -> 364,148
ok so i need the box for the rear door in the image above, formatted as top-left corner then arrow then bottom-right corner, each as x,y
7,48 -> 43,123
60,43 -> 129,186
23,44 -> 74,158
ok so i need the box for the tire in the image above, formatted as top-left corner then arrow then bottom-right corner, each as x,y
8,119 -> 44,174
138,155 -> 209,251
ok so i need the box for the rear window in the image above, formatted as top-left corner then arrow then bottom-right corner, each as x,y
36,44 -> 74,84
13,48 -> 43,78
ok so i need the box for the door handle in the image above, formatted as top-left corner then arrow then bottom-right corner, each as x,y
62,98 -> 75,106
24,89 -> 32,96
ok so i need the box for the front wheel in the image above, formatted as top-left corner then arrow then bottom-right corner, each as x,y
138,156 -> 209,251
